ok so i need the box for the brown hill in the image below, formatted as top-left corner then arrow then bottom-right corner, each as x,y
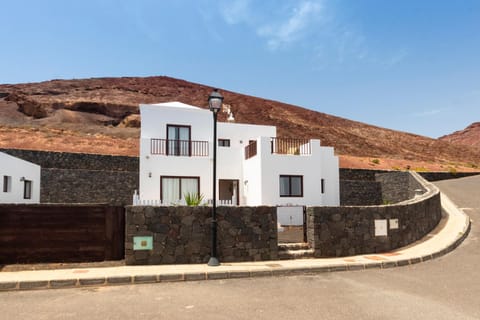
439,122 -> 480,148
1,76 -> 479,172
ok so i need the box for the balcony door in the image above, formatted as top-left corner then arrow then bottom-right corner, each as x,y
167,125 -> 191,156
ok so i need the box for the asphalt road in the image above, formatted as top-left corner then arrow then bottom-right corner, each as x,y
1,175 -> 479,320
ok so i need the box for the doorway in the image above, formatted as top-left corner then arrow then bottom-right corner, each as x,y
277,206 -> 307,243
219,179 -> 239,205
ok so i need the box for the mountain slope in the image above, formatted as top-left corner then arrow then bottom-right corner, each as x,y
440,122 -> 480,148
1,76 -> 479,171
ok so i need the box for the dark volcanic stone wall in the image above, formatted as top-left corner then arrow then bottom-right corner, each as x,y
125,206 -> 278,265
41,169 -> 138,205
1,149 -> 139,205
307,172 -> 441,257
340,180 -> 382,206
419,171 -> 480,182
0,148 -> 138,171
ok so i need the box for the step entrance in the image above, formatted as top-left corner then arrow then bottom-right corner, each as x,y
278,243 -> 314,260
277,206 -> 312,259
277,206 -> 307,243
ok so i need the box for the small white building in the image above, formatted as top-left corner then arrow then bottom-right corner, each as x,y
138,101 -> 339,207
0,152 -> 41,204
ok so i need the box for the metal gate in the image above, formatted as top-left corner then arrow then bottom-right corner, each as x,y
276,205 -> 307,243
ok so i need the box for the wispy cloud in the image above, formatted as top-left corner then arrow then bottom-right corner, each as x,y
257,1 -> 324,50
412,109 -> 442,117
220,0 -> 252,25
219,0 -> 325,50
217,0 -> 406,69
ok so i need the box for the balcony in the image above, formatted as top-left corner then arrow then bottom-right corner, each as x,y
271,138 -> 311,155
150,139 -> 209,157
245,138 -> 312,159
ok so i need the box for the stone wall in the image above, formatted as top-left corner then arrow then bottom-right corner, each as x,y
125,206 -> 278,265
0,148 -> 138,171
1,149 -> 139,205
340,170 -> 426,206
340,180 -> 382,206
307,172 -> 441,257
340,168 -> 384,181
375,171 -> 425,204
41,169 -> 138,205
419,171 -> 480,182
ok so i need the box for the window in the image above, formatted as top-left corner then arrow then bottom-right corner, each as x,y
23,180 -> 32,199
279,175 -> 303,197
161,176 -> 199,204
167,125 -> 191,156
3,175 -> 11,193
218,139 -> 230,147
321,178 -> 325,194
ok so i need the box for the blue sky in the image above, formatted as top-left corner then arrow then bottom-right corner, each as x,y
1,0 -> 479,138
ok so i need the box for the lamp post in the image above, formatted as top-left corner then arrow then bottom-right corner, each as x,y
208,89 -> 223,267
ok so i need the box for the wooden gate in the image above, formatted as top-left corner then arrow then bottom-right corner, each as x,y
0,204 -> 125,264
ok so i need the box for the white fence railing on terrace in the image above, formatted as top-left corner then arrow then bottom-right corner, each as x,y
132,191 -> 235,206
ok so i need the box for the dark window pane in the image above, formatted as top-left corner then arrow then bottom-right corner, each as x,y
291,177 -> 302,196
279,176 -> 290,196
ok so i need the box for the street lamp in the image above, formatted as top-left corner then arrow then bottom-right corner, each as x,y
208,89 -> 223,267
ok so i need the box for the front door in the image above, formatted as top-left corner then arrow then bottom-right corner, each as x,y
219,179 -> 239,205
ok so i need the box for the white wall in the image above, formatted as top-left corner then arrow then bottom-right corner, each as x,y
139,102 -> 277,204
139,103 -> 213,203
138,101 -> 339,207
319,146 -> 340,206
0,152 -> 41,204
244,138 -> 340,206
218,122 -> 276,205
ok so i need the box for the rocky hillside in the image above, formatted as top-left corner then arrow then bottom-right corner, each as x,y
1,76 -> 479,171
440,122 -> 480,148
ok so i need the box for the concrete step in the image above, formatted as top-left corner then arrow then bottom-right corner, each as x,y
278,243 -> 314,260
278,248 -> 315,260
278,242 -> 310,251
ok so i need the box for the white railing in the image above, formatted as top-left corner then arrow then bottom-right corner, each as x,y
133,191 -> 236,207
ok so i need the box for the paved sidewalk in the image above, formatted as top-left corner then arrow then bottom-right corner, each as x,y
0,192 -> 470,292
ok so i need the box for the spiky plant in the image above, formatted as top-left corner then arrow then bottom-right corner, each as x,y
184,192 -> 204,206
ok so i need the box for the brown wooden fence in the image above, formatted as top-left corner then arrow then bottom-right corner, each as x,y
0,204 -> 125,264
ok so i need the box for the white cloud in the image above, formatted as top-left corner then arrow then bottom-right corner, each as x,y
257,1 -> 324,50
218,0 -> 324,50
219,0 -> 252,25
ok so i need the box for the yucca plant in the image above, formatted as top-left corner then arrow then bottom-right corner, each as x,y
184,192 -> 204,206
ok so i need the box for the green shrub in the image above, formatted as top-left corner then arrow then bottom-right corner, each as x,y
371,158 -> 380,165
184,192 -> 204,206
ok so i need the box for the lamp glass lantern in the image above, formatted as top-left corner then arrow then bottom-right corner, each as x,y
208,90 -> 224,113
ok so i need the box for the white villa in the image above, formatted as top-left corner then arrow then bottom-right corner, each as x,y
138,101 -> 340,207
0,151 -> 41,204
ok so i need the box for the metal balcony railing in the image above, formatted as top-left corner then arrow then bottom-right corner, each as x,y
150,139 -> 209,157
271,137 -> 311,155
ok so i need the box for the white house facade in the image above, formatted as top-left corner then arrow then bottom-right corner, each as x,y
0,152 -> 41,204
138,101 -> 340,207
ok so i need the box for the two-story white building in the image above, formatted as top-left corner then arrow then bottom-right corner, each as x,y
0,151 -> 41,204
138,101 -> 339,207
